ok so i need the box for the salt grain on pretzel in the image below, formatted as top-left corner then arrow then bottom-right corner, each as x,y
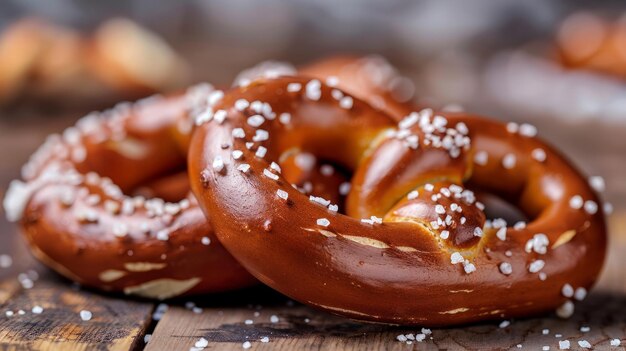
189,76 -> 606,326
2,88 -> 263,299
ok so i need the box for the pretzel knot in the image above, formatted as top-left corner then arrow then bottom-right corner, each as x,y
2,55 -> 401,299
2,85 -> 262,298
190,76 -> 606,326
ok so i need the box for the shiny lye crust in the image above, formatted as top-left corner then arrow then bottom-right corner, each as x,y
189,76 -> 606,326
0,55 -> 405,299
557,13 -> 626,78
2,84 -> 258,299
299,55 -> 417,121
234,54 -> 415,122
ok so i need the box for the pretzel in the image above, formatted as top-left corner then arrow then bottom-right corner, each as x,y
299,55 -> 416,121
0,18 -> 188,106
234,55 -> 416,121
0,19 -> 52,103
557,12 -> 626,78
0,85 -> 241,298
188,76 -> 607,326
1,53 -> 402,298
86,18 -> 189,95
3,75 -> 356,298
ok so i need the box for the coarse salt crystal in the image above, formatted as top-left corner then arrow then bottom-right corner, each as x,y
499,262 -> 513,275
237,164 -> 251,173
502,154 -> 517,169
532,148 -> 547,162
569,195 -> 583,209
317,218 -> 330,227
276,189 -> 288,200
255,146 -> 267,158
556,300 -> 574,319
287,83 -> 302,92
528,259 -> 545,273
451,252 -> 464,264
339,96 -> 353,109
305,80 -> 322,101
80,310 -> 92,321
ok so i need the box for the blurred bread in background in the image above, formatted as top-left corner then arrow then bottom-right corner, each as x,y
0,17 -> 189,108
557,12 -> 626,79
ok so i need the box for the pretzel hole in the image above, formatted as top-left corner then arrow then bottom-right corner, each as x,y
281,155 -> 351,212
132,168 -> 190,203
78,133 -> 190,203
475,191 -> 527,225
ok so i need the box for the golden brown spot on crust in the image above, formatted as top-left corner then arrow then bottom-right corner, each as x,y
450,289 -> 474,293
342,235 -> 390,249
124,262 -> 167,272
552,230 -> 577,249
439,307 -> 470,315
123,277 -> 201,299
315,303 -> 380,317
106,138 -> 150,159
278,147 -> 301,163
318,229 -> 337,238
361,128 -> 397,159
303,227 -> 338,238
396,246 -> 418,252
99,270 -> 127,282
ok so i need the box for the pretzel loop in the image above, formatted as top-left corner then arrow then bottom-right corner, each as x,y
3,56 -> 397,298
2,87 -> 260,299
190,76 -> 606,326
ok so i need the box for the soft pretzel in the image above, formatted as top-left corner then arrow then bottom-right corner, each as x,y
188,76 -> 606,326
2,76 -> 352,298
86,18 -> 189,95
1,54 -> 401,297
299,55 -> 416,121
2,85 -> 254,298
557,12 -> 626,78
234,55 -> 416,122
0,19 -> 51,103
0,18 -> 189,106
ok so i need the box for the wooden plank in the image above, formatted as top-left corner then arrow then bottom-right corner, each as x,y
598,212 -> 626,294
0,112 -> 77,283
146,213 -> 626,351
2,112 -> 626,350
0,112 -> 158,351
0,271 -> 154,351
0,280 -> 21,305
145,291 -> 626,350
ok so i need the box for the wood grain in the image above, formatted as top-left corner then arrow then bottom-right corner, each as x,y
143,213 -> 626,351
2,113 -> 626,350
144,291 -> 626,351
0,112 -> 157,351
0,272 -> 153,351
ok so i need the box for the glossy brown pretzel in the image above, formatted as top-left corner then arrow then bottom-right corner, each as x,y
300,54 -> 416,121
234,54 -> 416,121
2,55 -> 406,298
557,12 -> 626,78
0,18 -> 189,106
189,76 -> 607,326
2,85 -> 258,298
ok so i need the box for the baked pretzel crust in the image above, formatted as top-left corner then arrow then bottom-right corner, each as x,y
189,77 -> 606,326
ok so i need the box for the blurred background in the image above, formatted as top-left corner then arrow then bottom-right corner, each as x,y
3,0 -> 626,201
0,5 -> 626,348
1,0 -> 626,278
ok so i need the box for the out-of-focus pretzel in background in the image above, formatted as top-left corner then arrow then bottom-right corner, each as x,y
557,12 -> 626,79
0,18 -> 189,107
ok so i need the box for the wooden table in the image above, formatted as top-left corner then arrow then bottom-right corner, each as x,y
1,112 -> 625,351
